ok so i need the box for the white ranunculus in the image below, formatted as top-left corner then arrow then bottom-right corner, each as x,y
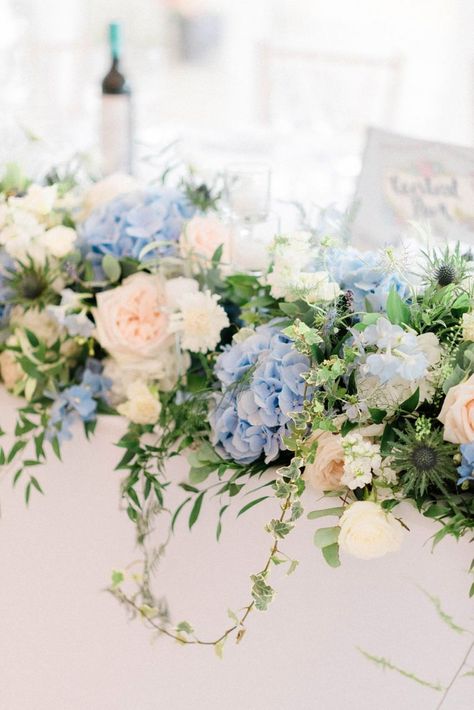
338,501 -> 404,560
117,381 -> 161,425
39,225 -> 77,258
81,173 -> 139,219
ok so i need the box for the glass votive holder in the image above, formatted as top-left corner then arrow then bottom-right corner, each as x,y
224,162 -> 271,223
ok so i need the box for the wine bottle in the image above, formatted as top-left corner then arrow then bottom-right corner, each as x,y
100,22 -> 133,175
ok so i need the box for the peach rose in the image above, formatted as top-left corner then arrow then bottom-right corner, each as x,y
303,430 -> 345,491
92,272 -> 172,361
439,374 -> 474,443
180,215 -> 231,264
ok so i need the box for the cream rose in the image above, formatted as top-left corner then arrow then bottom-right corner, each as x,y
439,373 -> 474,443
117,381 -> 161,425
93,272 -> 172,361
180,215 -> 231,264
0,350 -> 24,390
303,431 -> 345,491
338,501 -> 404,560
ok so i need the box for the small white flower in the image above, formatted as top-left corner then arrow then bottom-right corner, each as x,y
341,433 -> 383,490
117,381 -> 161,425
169,290 -> 229,353
39,225 -> 77,258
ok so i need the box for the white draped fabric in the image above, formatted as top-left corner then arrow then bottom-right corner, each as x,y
0,387 -> 472,710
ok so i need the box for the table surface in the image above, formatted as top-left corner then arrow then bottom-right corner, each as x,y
0,387 -> 472,710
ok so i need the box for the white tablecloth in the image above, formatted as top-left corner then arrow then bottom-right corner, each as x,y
0,388 -> 472,710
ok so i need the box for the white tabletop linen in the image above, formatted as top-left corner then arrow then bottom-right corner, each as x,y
0,387 -> 472,710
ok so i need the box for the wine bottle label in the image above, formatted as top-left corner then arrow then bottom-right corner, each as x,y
100,95 -> 132,175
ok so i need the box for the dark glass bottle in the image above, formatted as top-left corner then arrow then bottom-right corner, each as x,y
100,22 -> 133,175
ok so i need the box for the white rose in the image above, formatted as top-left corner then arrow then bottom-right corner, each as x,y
81,173 -> 140,219
338,501 -> 404,560
39,225 -> 77,258
117,381 -> 161,425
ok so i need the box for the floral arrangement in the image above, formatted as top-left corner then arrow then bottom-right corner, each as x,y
0,163 -> 472,657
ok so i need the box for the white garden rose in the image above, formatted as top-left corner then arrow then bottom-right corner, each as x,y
39,225 -> 77,258
117,381 -> 161,425
180,214 -> 231,264
439,373 -> 474,443
81,173 -> 139,219
93,272 -> 172,361
338,501 -> 404,560
303,430 -> 345,491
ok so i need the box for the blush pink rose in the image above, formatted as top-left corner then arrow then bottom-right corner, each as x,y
93,272 -> 171,361
303,430 -> 345,491
180,215 -> 231,264
439,374 -> 474,443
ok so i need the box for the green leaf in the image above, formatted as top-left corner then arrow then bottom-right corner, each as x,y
7,439 -> 27,463
380,424 -> 396,457
211,243 -> 224,266
189,464 -> 214,484
307,507 -> 344,519
102,254 -> 121,282
322,542 -> 341,568
469,582 -> 474,598
386,287 -> 411,326
29,476 -> 43,494
24,329 -> 39,347
399,387 -> 420,413
171,497 -> 191,532
368,407 -> 387,424
176,621 -> 194,634
237,495 -> 270,517
313,526 -> 340,549
111,570 -> 124,588
287,559 -> 299,576
51,436 -> 62,461
189,491 -> 205,529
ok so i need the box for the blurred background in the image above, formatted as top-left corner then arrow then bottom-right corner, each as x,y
0,0 -> 473,205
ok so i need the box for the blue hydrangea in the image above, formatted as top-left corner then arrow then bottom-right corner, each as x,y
47,362 -> 111,443
79,186 -> 195,274
321,247 -> 409,312
457,443 -> 474,485
209,324 -> 310,464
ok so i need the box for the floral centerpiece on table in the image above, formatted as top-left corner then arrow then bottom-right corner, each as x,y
0,162 -> 472,656
105,227 -> 473,654
0,164 -> 233,502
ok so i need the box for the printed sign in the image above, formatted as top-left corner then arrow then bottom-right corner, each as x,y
352,128 -> 474,247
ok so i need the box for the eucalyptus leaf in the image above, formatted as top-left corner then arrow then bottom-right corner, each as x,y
102,254 -> 121,282
313,526 -> 340,549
